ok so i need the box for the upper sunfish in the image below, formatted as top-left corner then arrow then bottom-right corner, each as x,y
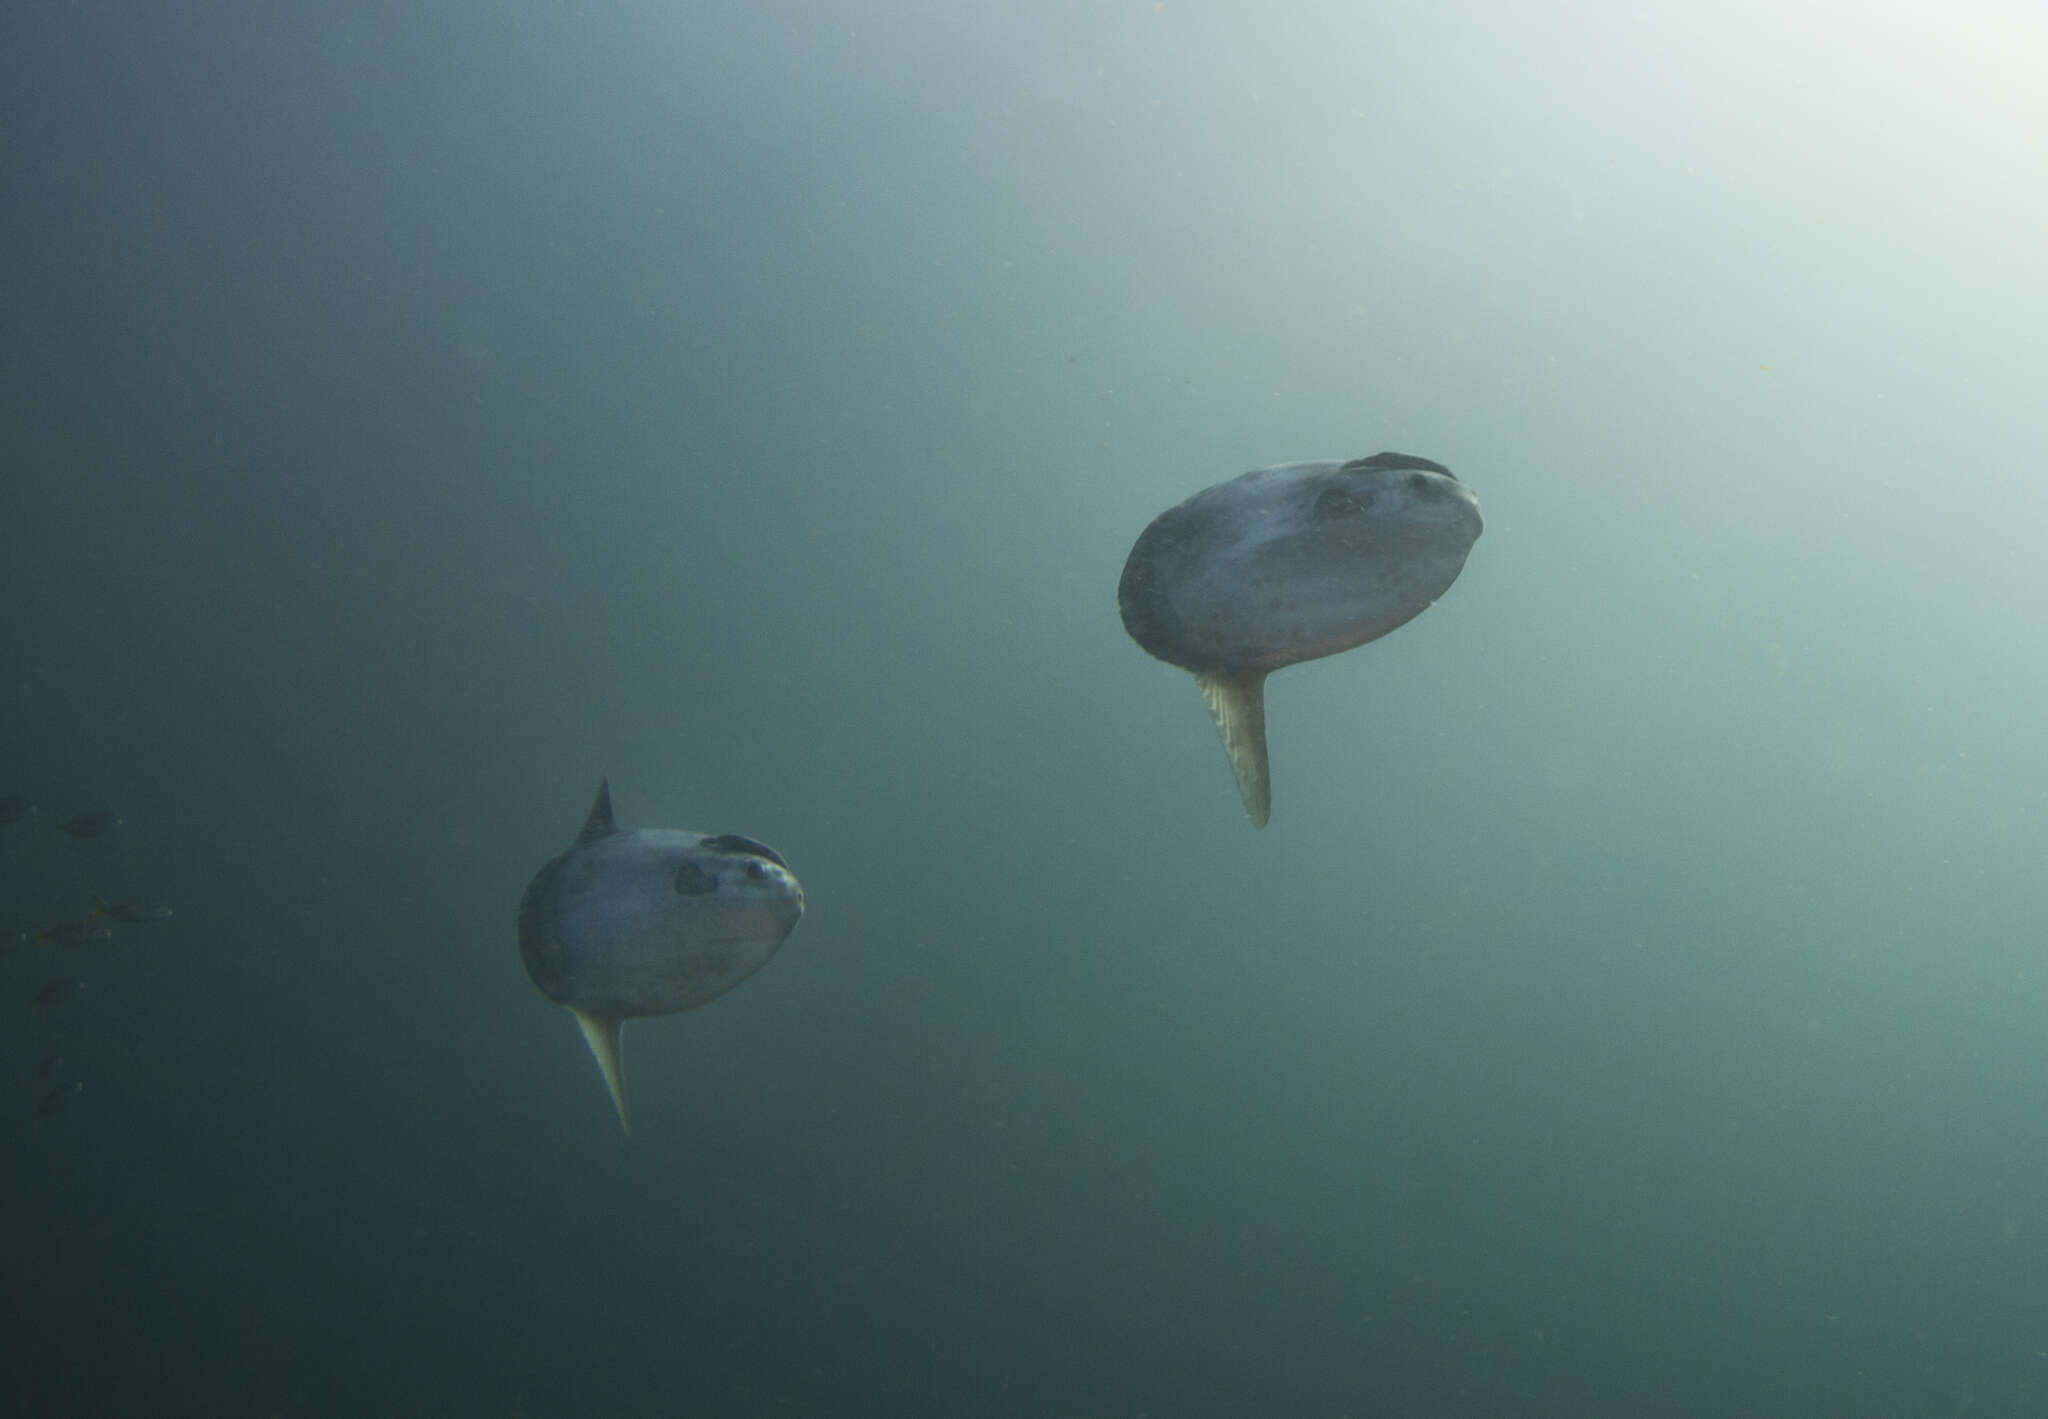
1118,452 -> 1481,826
517,780 -> 804,1133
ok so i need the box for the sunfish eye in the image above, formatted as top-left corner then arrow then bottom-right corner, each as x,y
745,861 -> 768,883
701,833 -> 788,870
673,859 -> 716,896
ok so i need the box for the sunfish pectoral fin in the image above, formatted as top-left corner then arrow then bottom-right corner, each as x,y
569,1008 -> 631,1135
1195,669 -> 1271,828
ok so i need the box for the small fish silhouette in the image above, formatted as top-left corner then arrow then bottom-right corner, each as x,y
32,920 -> 107,949
89,895 -> 174,925
34,1081 -> 84,1118
31,978 -> 82,1008
57,810 -> 121,839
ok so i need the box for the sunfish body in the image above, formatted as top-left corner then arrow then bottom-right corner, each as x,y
1118,452 -> 1481,826
518,780 -> 804,1132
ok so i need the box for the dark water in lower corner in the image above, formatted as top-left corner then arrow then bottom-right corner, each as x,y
4,2 -> 2048,1415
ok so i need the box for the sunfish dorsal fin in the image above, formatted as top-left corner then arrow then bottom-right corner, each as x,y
576,780 -> 618,847
1196,670 -> 1271,828
569,1008 -> 630,1134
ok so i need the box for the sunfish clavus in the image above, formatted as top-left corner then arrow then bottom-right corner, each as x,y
1118,452 -> 1481,827
517,780 -> 804,1133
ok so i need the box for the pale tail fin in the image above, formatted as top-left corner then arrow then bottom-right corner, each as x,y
1195,669 -> 1271,828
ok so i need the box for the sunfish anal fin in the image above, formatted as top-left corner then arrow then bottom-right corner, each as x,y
1195,669 -> 1271,828
569,1008 -> 631,1135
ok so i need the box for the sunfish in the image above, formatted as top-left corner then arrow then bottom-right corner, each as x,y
517,780 -> 804,1133
1118,452 -> 1482,826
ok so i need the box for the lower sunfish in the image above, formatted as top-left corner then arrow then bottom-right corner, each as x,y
517,780 -> 804,1133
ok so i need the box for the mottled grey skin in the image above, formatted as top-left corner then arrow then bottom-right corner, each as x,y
518,781 -> 803,1131
1119,452 -> 1482,675
1118,452 -> 1481,825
